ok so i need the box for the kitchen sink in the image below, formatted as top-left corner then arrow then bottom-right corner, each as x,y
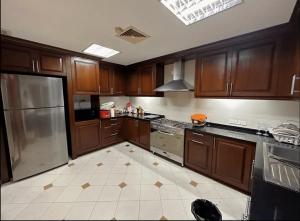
263,143 -> 300,192
267,144 -> 300,168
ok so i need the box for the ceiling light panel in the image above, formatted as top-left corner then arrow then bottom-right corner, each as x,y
83,44 -> 119,58
161,0 -> 243,25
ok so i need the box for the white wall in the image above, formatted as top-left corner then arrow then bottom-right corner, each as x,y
101,60 -> 300,130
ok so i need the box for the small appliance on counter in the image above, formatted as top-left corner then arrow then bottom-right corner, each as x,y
269,123 -> 300,145
100,102 -> 115,119
191,113 -> 207,127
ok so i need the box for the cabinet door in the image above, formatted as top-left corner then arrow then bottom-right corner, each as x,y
212,137 -> 255,192
184,131 -> 213,175
71,57 -> 99,95
99,65 -> 113,95
277,31 -> 300,98
139,120 -> 150,150
113,67 -> 125,95
127,68 -> 140,96
38,52 -> 66,76
140,65 -> 154,96
126,118 -> 139,144
1,45 -> 35,72
195,49 -> 231,97
75,120 -> 101,155
231,39 -> 279,97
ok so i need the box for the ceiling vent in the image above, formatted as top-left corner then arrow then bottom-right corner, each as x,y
115,26 -> 150,44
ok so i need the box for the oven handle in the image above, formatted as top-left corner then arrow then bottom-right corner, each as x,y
157,130 -> 175,136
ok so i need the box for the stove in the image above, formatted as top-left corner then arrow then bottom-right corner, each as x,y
151,118 -> 192,135
150,118 -> 192,166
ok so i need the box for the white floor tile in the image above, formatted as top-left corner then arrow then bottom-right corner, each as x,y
15,203 -> 51,220
1,142 -> 250,220
55,186 -> 82,202
119,185 -> 140,201
53,174 -> 75,186
41,202 -> 72,220
105,173 -> 125,185
89,201 -> 117,220
140,185 -> 161,201
9,187 -> 42,203
89,173 -> 109,186
160,184 -> 181,199
162,199 -> 188,220
115,200 -> 139,220
1,204 -> 28,220
65,202 -> 95,220
97,186 -> 121,201
139,200 -> 163,220
33,187 -> 65,203
124,173 -> 142,184
76,186 -> 103,202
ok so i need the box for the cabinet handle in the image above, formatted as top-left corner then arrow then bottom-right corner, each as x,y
99,86 -> 101,94
251,160 -> 255,179
192,132 -> 203,136
111,133 -> 118,136
226,82 -> 229,94
36,60 -> 40,72
192,140 -> 204,145
111,123 -> 117,126
32,60 -> 35,72
230,82 -> 233,95
291,74 -> 300,95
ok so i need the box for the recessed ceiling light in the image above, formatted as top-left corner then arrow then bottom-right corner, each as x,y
83,43 -> 120,58
160,0 -> 243,25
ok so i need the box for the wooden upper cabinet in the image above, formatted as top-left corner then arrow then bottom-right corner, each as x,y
1,45 -> 35,72
113,67 -> 125,95
140,65 -> 154,96
126,63 -> 164,96
277,30 -> 300,98
212,137 -> 255,192
37,52 -> 66,76
230,39 -> 279,97
1,43 -> 67,75
195,49 -> 232,97
127,68 -> 140,96
71,57 -> 99,95
99,65 -> 113,95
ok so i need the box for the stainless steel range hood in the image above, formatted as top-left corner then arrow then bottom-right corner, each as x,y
154,60 -> 194,92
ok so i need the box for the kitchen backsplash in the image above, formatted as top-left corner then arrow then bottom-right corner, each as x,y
100,60 -> 300,130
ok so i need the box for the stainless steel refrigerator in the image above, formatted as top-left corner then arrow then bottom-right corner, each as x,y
1,74 -> 69,181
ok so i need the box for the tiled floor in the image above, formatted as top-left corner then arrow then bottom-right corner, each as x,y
1,142 -> 249,220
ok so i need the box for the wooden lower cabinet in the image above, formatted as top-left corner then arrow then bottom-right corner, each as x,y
125,118 -> 140,144
101,118 -> 124,146
124,118 -> 150,150
138,120 -> 150,150
185,131 -> 214,176
75,120 -> 101,156
185,130 -> 255,192
212,137 -> 255,192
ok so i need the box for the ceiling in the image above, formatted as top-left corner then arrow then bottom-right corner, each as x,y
1,0 -> 297,65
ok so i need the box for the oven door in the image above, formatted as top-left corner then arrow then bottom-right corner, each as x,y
150,129 -> 184,164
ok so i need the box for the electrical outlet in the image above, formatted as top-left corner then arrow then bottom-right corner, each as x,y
239,120 -> 247,126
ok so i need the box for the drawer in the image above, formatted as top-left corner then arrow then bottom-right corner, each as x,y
102,118 -> 123,128
102,127 -> 121,139
102,134 -> 123,146
186,130 -> 214,146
